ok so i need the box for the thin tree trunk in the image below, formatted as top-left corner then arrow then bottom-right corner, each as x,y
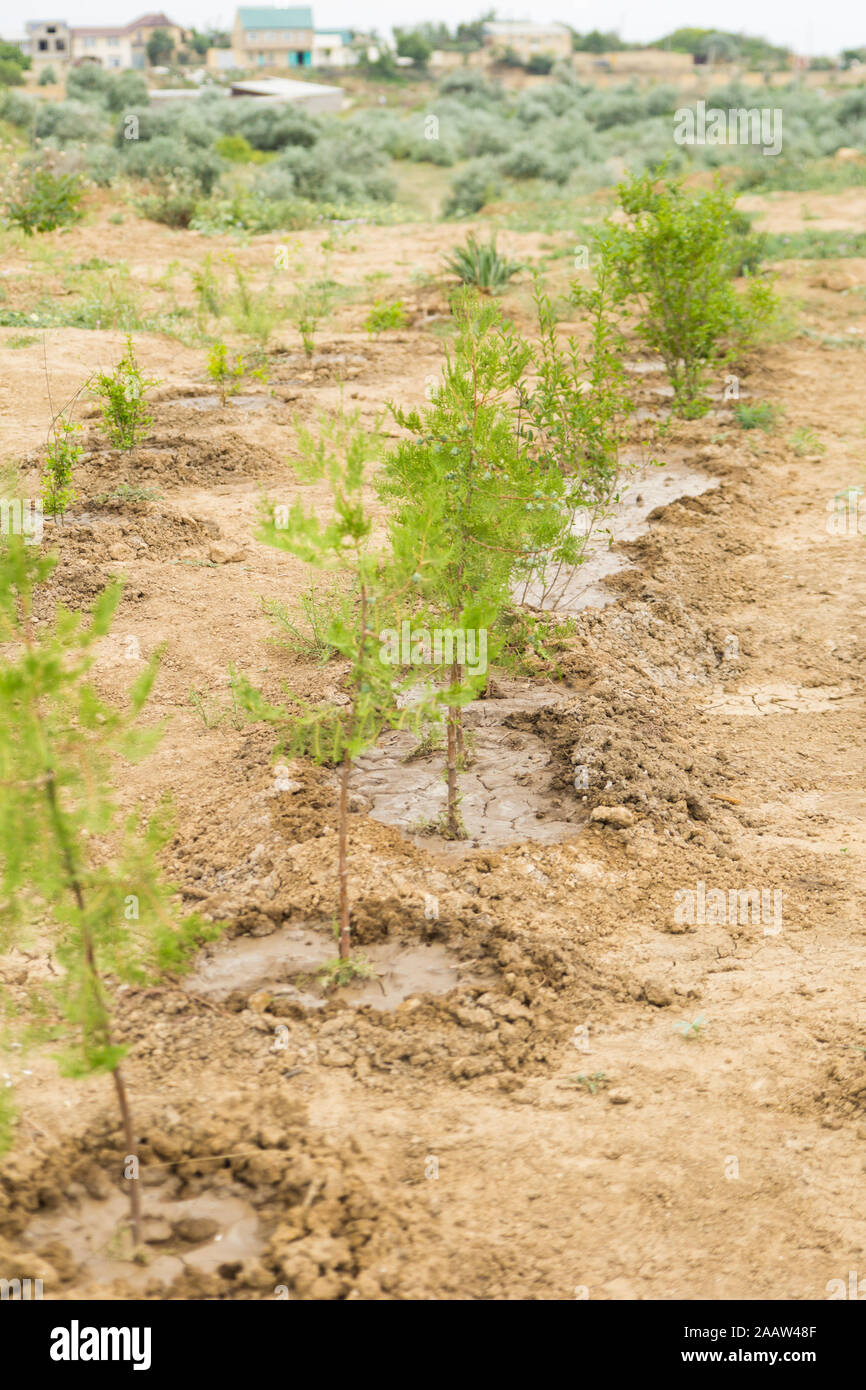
446,656 -> 465,838
446,707 -> 460,838
337,751 -> 351,959
43,772 -> 142,1246
112,1066 -> 142,1245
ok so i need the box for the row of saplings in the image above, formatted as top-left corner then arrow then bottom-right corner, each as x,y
0,170 -> 774,1250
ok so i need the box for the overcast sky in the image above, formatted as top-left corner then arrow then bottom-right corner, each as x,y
6,1 -> 862,56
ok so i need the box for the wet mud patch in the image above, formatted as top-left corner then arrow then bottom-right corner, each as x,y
525,458 -> 719,613
353,693 -> 581,851
22,1189 -> 262,1295
185,919 -> 488,1012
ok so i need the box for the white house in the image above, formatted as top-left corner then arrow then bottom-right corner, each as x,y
312,29 -> 356,68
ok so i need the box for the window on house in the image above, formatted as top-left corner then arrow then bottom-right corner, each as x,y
47,25 -> 56,33
247,30 -> 257,41
56,39 -> 65,49
108,37 -> 119,46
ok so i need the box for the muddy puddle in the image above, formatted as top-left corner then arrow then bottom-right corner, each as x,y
352,457 -> 719,848
353,692 -> 578,851
22,1188 -> 262,1293
162,394 -> 269,413
523,457 -> 719,613
186,920 -> 484,1010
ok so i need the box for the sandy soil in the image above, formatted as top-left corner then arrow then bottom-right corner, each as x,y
1,204 -> 865,1300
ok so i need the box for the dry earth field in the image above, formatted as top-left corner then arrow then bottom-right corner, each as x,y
1,184 -> 865,1301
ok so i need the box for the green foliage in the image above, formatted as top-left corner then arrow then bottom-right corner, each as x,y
146,29 -> 175,66
443,233 -> 523,293
381,291 -> 575,834
0,60 -> 26,89
92,337 -> 157,451
443,159 -> 503,218
395,30 -> 433,66
38,66 -> 57,87
3,164 -> 82,235
789,426 -> 826,457
317,951 -> 376,989
42,418 -> 82,519
224,254 -> 282,349
236,409 -> 438,953
733,401 -> 777,431
260,582 -> 341,663
600,166 -> 777,416
287,277 -> 336,358
0,539 -> 219,1237
214,133 -> 266,164
206,341 -> 244,405
364,299 -> 408,334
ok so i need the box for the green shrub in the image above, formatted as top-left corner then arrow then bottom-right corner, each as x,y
42,418 -> 82,518
4,164 -> 83,234
38,66 -> 57,86
214,133 -> 264,163
601,166 -> 777,416
122,135 -> 223,194
206,342 -> 244,404
0,59 -> 25,88
35,99 -> 105,146
136,173 -> 201,228
92,336 -> 157,450
443,233 -> 522,293
733,401 -> 777,431
444,158 -> 503,217
364,299 -> 408,334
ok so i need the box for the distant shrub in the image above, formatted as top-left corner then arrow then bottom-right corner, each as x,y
0,89 -> 34,128
121,135 -> 223,194
65,65 -> 113,102
526,54 -> 554,75
257,136 -> 395,204
214,133 -> 263,163
104,70 -> 149,113
35,99 -> 105,146
438,70 -> 498,102
38,66 -> 57,86
443,158 -> 502,217
233,102 -> 320,151
83,143 -> 122,188
499,141 -> 565,182
136,173 -> 201,228
0,59 -> 25,88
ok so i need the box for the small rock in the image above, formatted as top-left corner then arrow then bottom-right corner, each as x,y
208,542 -> 245,565
143,1217 -> 173,1245
810,270 -> 856,293
590,805 -> 635,829
172,1216 -> 220,1244
608,1089 -> 632,1105
643,979 -> 673,1008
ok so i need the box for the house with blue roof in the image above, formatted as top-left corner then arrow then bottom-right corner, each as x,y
232,7 -> 314,68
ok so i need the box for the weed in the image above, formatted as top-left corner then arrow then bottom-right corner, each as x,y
41,418 -> 82,520
733,401 -> 777,432
676,1016 -> 707,1040
364,298 -> 408,334
317,952 -> 376,990
789,426 -> 826,456
443,233 -> 523,293
92,336 -> 157,451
